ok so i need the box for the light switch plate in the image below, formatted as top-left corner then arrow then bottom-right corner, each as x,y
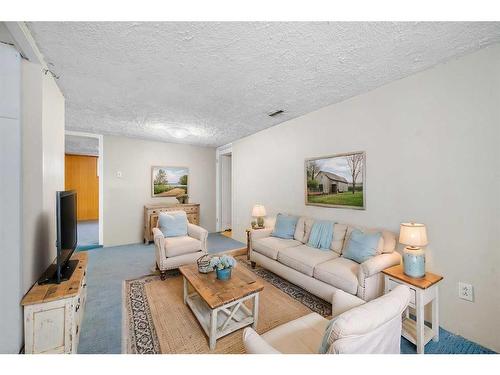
458,282 -> 474,302
116,171 -> 122,178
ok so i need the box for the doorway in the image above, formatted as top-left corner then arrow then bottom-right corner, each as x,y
216,145 -> 233,236
65,131 -> 103,249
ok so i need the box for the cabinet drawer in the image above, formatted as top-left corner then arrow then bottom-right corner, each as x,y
387,278 -> 416,306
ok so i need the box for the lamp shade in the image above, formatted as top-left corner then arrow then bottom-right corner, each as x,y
399,223 -> 428,247
252,205 -> 266,217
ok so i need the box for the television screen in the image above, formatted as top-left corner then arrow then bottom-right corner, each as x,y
58,191 -> 77,266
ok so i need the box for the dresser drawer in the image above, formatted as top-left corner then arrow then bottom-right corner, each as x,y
387,277 -> 416,307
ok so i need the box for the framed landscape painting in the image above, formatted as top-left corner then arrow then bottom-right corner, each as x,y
305,151 -> 365,209
152,166 -> 189,198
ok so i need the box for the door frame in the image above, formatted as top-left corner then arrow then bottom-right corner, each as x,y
215,144 -> 233,232
65,130 -> 104,246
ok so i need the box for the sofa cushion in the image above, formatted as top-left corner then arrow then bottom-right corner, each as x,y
272,213 -> 299,239
294,217 -> 315,243
314,257 -> 360,295
277,245 -> 338,277
164,236 -> 202,257
331,223 -> 348,255
252,237 -> 302,260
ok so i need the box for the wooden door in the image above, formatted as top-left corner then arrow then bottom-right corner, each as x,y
65,154 -> 99,221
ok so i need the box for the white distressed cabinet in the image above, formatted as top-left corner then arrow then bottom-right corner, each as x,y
21,252 -> 88,354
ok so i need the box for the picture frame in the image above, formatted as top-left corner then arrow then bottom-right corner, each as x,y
305,151 -> 366,209
151,166 -> 189,198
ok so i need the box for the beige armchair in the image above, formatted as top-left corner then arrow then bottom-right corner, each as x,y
153,214 -> 208,279
243,284 -> 410,354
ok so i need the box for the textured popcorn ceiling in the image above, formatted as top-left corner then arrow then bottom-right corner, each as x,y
27,22 -> 500,147
65,135 -> 99,156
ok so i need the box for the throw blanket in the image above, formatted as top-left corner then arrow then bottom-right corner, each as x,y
307,220 -> 335,250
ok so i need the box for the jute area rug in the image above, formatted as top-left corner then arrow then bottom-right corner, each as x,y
123,258 -> 331,354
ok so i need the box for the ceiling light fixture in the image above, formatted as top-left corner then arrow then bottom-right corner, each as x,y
167,127 -> 190,139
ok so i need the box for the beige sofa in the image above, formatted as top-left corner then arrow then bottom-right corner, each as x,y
243,284 -> 410,354
249,217 -> 401,302
152,212 -> 208,279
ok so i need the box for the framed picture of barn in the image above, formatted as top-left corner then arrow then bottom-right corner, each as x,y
151,166 -> 189,198
305,151 -> 365,209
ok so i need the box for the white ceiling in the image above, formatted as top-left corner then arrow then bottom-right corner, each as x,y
27,22 -> 500,147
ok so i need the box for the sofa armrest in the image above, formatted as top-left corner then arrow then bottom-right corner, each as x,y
358,252 -> 401,282
187,223 -> 208,252
250,227 -> 273,241
331,289 -> 366,318
242,328 -> 281,354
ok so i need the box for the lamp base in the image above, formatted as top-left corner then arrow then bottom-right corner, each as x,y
403,246 -> 425,278
257,216 -> 264,228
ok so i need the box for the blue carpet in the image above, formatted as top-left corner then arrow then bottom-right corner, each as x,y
207,232 -> 245,253
77,220 -> 100,250
401,328 -> 495,354
78,237 -> 493,354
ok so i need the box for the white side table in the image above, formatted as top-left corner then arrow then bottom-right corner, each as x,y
382,265 -> 443,354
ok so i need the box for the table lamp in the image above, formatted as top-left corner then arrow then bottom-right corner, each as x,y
399,222 -> 428,278
252,205 -> 266,228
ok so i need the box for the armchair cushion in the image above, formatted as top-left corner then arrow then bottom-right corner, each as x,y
164,236 -> 202,257
260,312 -> 328,354
158,211 -> 188,237
242,328 -> 281,354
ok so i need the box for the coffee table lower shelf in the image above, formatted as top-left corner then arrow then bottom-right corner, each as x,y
183,277 -> 260,350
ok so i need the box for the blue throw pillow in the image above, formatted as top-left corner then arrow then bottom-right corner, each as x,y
343,229 -> 381,264
271,214 -> 298,239
158,211 -> 188,237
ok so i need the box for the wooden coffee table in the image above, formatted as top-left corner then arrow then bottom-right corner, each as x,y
179,263 -> 264,350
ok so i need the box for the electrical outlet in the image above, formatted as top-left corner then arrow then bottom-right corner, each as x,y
458,282 -> 474,302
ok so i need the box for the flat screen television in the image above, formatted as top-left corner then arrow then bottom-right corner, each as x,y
38,190 -> 79,284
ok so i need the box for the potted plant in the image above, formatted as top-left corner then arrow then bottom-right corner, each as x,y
209,255 -> 236,281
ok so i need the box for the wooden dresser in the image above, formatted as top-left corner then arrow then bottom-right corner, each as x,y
144,203 -> 200,243
21,252 -> 88,354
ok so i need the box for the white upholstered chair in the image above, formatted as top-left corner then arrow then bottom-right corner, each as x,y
152,211 -> 208,279
243,284 -> 410,354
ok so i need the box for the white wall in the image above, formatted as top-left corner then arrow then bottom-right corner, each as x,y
232,45 -> 500,352
103,135 -> 216,246
21,61 -> 65,293
0,43 -> 23,353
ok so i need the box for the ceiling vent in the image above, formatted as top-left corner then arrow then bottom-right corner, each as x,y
268,110 -> 284,117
